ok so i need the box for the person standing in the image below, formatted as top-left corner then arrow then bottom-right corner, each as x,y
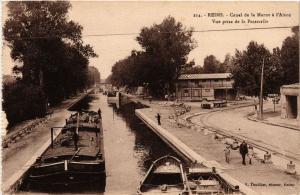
156,113 -> 161,125
224,146 -> 230,163
254,99 -> 257,111
248,145 -> 254,164
165,94 -> 168,101
149,96 -> 152,104
239,140 -> 248,165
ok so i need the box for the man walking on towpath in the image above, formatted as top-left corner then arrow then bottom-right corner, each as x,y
239,140 -> 248,165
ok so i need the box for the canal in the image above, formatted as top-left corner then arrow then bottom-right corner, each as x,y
21,92 -> 182,194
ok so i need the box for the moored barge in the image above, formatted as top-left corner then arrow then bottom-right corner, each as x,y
137,155 -> 187,194
28,110 -> 105,186
185,164 -> 244,194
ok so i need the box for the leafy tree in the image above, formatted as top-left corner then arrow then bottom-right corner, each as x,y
3,82 -> 46,127
263,47 -> 283,94
280,26 -> 299,84
203,55 -> 221,73
136,16 -> 197,96
87,66 -> 101,87
231,41 -> 282,96
221,53 -> 234,72
111,16 -> 197,97
3,1 -> 97,105
181,65 -> 204,74
110,51 -> 146,87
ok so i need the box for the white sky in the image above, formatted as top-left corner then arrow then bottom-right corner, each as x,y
1,1 -> 299,79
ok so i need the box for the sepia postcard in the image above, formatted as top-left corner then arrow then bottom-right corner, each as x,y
1,1 -> 299,195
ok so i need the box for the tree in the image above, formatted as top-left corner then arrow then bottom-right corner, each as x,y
3,1 -> 97,105
87,66 -> 101,87
181,62 -> 204,74
280,26 -> 299,84
3,81 -> 47,126
111,16 -> 197,97
136,16 -> 197,96
231,41 -> 282,96
221,53 -> 234,72
182,65 -> 204,74
203,55 -> 221,73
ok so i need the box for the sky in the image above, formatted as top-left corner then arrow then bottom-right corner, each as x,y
1,1 -> 299,79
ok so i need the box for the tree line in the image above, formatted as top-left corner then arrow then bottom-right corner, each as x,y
110,16 -> 298,97
3,1 -> 99,127
230,26 -> 298,96
110,16 -> 197,97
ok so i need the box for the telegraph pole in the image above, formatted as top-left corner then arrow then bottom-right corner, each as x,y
259,58 -> 265,120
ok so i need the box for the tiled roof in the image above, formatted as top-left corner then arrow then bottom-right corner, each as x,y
178,73 -> 231,80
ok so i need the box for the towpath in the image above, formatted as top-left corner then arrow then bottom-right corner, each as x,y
129,95 -> 300,195
2,89 -> 94,192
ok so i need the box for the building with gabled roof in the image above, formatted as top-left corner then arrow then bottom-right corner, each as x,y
178,73 -> 231,80
176,73 -> 235,101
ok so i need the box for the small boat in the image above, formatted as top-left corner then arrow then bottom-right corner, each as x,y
138,155 -> 187,194
186,165 -> 243,194
28,111 -> 105,187
107,90 -> 119,104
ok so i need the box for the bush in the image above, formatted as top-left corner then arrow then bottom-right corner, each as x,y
3,82 -> 47,127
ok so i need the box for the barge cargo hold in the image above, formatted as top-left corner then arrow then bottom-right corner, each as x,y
28,111 -> 105,186
186,165 -> 244,194
138,155 -> 187,194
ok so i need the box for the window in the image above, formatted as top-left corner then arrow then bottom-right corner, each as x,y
183,89 -> 189,97
193,89 -> 200,97
205,89 -> 210,92
196,80 -> 202,87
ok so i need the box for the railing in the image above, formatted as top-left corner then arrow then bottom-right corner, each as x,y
178,82 -> 233,88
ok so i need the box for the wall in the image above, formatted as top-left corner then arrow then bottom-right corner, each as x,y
280,86 -> 299,119
177,87 -> 214,101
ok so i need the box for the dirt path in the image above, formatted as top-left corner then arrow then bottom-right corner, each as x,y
2,90 -> 93,187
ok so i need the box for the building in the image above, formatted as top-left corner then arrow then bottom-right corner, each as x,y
176,73 -> 235,101
280,83 -> 299,120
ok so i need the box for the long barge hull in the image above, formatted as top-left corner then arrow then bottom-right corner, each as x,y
28,111 -> 105,186
29,161 -> 105,183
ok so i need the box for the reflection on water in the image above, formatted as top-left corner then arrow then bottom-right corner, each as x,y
112,102 -> 180,172
20,93 -> 182,194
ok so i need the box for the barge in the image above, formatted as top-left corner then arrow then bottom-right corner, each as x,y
107,90 -> 119,104
138,155 -> 187,194
28,111 -> 105,186
185,165 -> 244,194
138,156 -> 245,195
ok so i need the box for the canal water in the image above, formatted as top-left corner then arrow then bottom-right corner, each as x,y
21,92 -> 182,194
